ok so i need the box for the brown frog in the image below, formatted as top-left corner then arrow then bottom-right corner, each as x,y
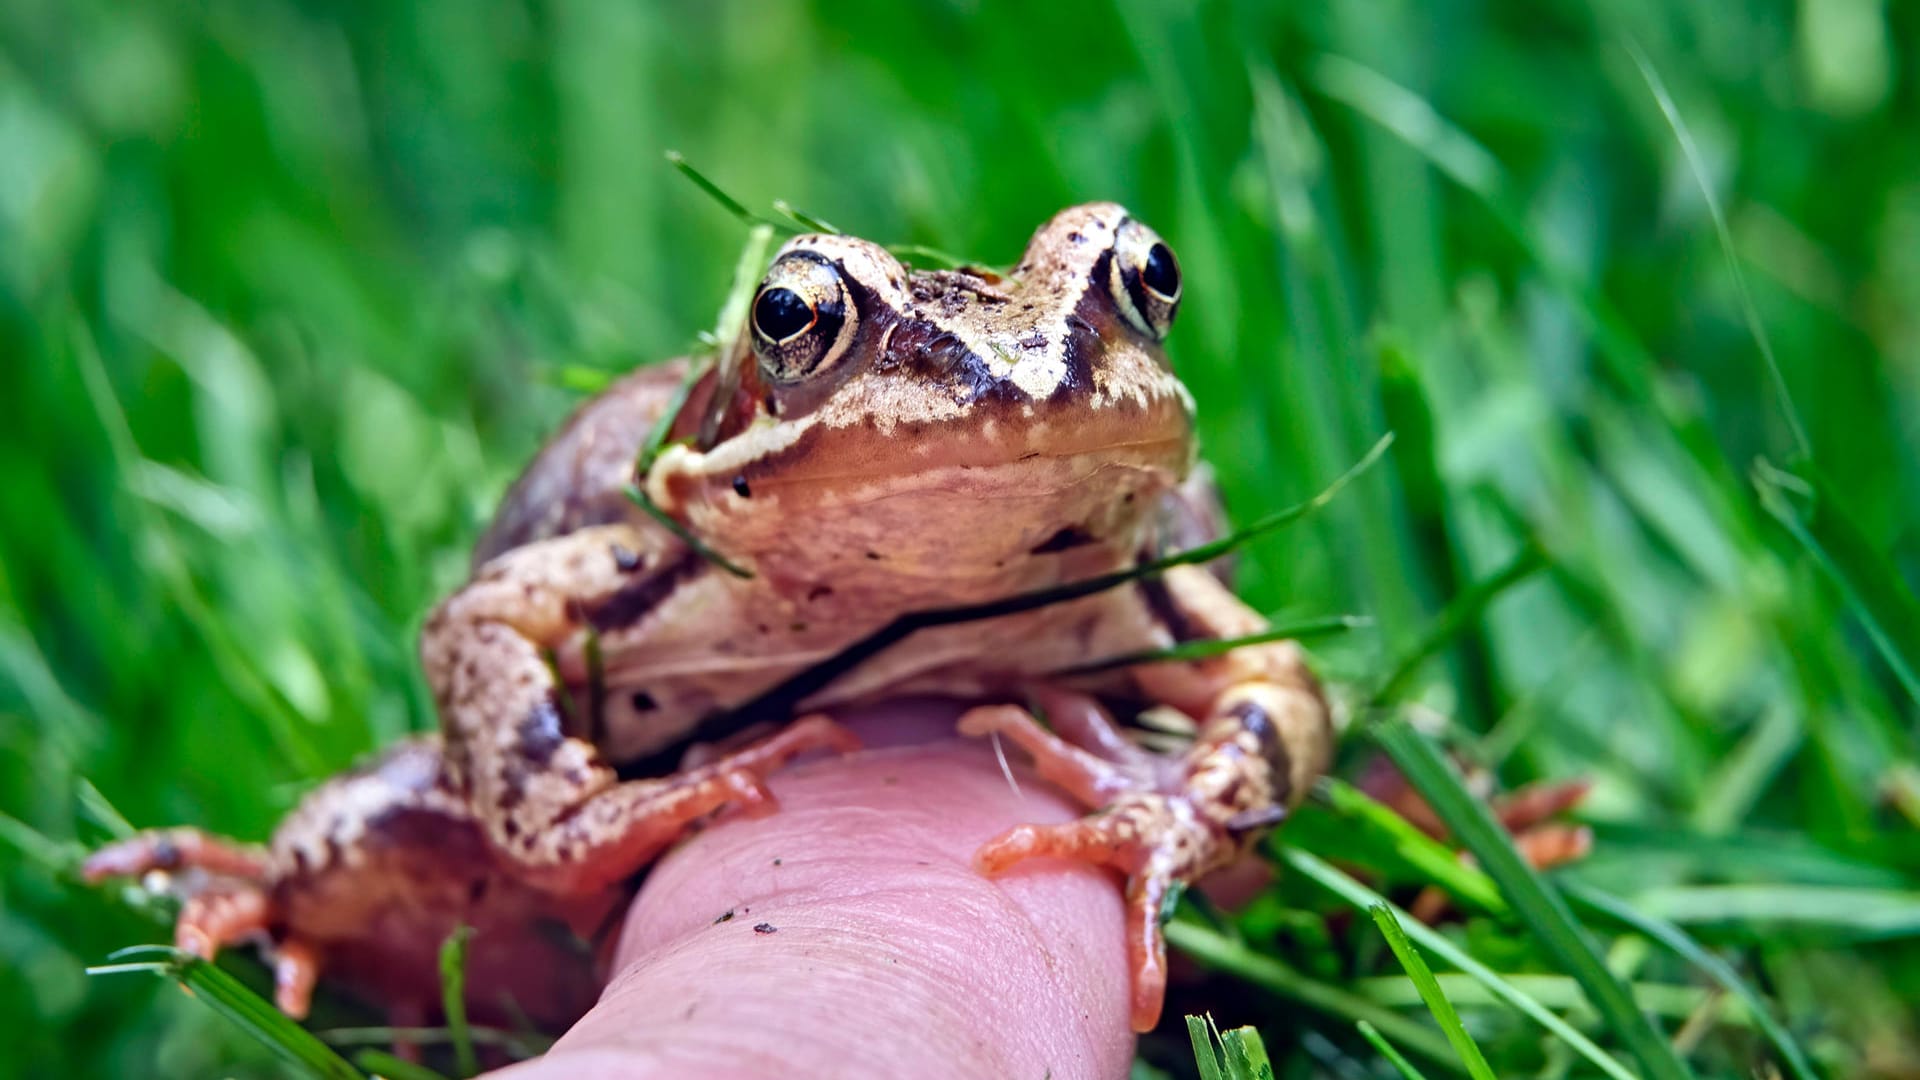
87,204 -> 1331,1034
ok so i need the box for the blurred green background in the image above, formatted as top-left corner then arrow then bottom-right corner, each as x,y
3,0 -> 1917,1076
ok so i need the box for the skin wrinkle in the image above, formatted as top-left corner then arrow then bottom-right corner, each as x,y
496,718 -> 1132,1080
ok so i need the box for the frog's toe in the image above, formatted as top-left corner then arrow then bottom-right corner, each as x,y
958,704 -> 1146,806
973,794 -> 1202,1032
272,938 -> 321,1017
175,882 -> 271,959
708,714 -> 862,818
83,828 -> 270,885
750,713 -> 864,764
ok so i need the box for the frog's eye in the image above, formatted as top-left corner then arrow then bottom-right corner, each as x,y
1107,219 -> 1181,341
750,251 -> 856,383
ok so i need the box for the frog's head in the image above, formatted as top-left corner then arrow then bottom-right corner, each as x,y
647,203 -> 1197,602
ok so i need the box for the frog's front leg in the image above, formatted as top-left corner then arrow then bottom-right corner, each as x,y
424,523 -> 859,895
959,564 -> 1331,1032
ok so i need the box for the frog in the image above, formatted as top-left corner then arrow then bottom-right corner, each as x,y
86,203 -> 1332,1036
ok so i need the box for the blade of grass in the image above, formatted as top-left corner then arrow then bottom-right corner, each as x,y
1754,459 -> 1920,706
354,1051 -> 452,1080
1279,848 -> 1640,1080
88,946 -> 363,1080
1355,974 -> 1722,1020
1165,920 -> 1462,1071
885,243 -> 971,269
1315,777 -> 1505,915
1056,614 -> 1368,676
621,484 -> 755,578
619,224 -> 777,581
1566,883 -> 1819,1080
663,151 -> 789,232
318,1026 -> 545,1055
1370,905 -> 1497,1080
1359,1021 -> 1434,1080
1622,38 -> 1809,462
438,926 -> 478,1078
770,199 -> 839,234
1369,545 -> 1544,709
1371,719 -> 1695,1080
1621,883 -> 1920,942
1187,1016 -> 1227,1080
1218,1024 -> 1276,1080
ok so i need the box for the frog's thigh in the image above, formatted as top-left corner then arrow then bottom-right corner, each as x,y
962,564 -> 1331,1033
422,525 -> 857,894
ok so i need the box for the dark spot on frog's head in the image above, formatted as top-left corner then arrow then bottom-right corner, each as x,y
1030,525 -> 1096,555
806,584 -> 834,601
1068,231 -> 1085,244
732,475 -> 752,498
864,550 -> 882,561
764,392 -> 780,417
517,699 -> 565,767
631,690 -> 658,712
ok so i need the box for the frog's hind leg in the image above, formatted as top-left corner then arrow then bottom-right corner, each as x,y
960,564 -> 1331,1033
83,829 -> 323,1015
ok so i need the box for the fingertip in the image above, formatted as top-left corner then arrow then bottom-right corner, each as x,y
518,737 -> 1135,1078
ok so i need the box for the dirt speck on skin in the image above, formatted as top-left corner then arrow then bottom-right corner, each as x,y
713,909 -> 735,924
753,922 -> 777,935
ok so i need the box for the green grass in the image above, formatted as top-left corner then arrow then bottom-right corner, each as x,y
2,1 -> 1917,1076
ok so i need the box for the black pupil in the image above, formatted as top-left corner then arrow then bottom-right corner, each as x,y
754,287 -> 814,341
1142,243 -> 1179,298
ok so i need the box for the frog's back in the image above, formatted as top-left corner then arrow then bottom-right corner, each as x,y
472,360 -> 690,568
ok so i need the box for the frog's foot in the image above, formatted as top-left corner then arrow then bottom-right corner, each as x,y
961,679 -> 1320,1033
83,829 -> 323,1016
1405,780 -> 1593,923
970,789 -> 1192,1033
509,714 -> 862,894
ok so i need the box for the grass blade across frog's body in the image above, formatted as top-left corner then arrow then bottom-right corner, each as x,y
88,205 -> 1331,1035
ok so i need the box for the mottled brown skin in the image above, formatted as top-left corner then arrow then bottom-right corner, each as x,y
88,204 -> 1331,1034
